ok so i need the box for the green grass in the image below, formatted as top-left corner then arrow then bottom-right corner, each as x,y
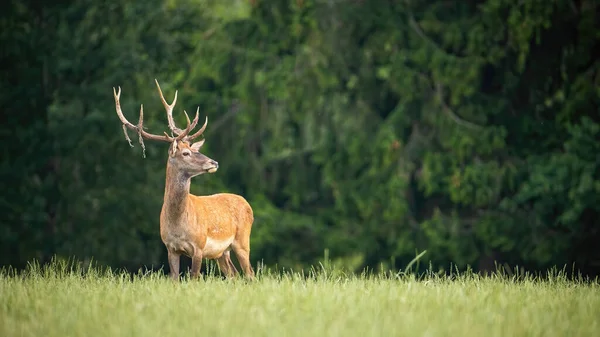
1,260 -> 598,337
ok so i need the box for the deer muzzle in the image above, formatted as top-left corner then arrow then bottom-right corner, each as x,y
207,160 -> 218,173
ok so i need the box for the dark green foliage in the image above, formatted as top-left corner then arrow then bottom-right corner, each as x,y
1,0 -> 598,276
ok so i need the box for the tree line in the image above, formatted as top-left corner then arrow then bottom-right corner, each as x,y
1,0 -> 598,276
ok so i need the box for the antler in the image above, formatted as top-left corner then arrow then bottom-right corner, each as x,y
113,86 -> 197,143
155,79 -> 208,141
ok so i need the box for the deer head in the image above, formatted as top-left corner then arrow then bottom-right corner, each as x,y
113,79 -> 218,176
168,140 -> 219,177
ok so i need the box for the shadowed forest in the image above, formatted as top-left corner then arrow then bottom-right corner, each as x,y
1,0 -> 599,277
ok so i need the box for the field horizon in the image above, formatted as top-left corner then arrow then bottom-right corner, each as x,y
1,259 -> 598,337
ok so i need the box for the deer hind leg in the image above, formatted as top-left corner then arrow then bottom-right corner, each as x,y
232,241 -> 254,279
226,251 -> 239,276
217,251 -> 239,278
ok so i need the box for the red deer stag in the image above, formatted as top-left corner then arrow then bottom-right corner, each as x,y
112,79 -> 254,280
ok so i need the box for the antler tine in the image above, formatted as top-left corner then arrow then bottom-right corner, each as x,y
155,79 -> 185,135
186,107 -> 200,136
113,86 -> 173,143
137,104 -> 174,142
187,108 -> 208,141
114,87 -> 138,131
174,110 -> 196,141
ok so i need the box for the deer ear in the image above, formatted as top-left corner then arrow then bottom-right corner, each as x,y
169,140 -> 178,157
191,139 -> 205,151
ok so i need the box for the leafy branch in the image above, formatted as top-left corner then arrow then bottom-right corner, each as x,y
434,81 -> 484,130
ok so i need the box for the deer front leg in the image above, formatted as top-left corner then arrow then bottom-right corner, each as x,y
191,250 -> 203,279
168,250 -> 181,281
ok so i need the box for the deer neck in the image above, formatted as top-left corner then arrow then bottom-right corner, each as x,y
162,162 -> 191,223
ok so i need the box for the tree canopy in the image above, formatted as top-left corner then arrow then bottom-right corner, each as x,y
1,0 -> 598,276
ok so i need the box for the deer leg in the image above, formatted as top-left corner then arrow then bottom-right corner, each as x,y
217,251 -> 238,278
190,250 -> 203,279
216,256 -> 230,277
217,253 -> 235,278
168,250 -> 180,281
225,251 -> 239,277
232,245 -> 254,280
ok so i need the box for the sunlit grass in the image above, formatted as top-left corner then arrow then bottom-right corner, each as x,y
0,258 -> 598,337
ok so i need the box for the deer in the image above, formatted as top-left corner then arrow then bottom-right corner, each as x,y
112,79 -> 255,280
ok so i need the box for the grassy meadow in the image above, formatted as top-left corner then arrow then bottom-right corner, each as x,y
0,260 -> 598,337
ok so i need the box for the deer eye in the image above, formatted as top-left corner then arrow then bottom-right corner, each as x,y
182,151 -> 191,157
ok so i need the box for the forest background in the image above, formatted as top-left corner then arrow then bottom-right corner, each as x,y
1,0 -> 599,277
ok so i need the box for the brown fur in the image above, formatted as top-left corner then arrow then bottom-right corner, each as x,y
113,80 -> 254,280
159,141 -> 255,280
